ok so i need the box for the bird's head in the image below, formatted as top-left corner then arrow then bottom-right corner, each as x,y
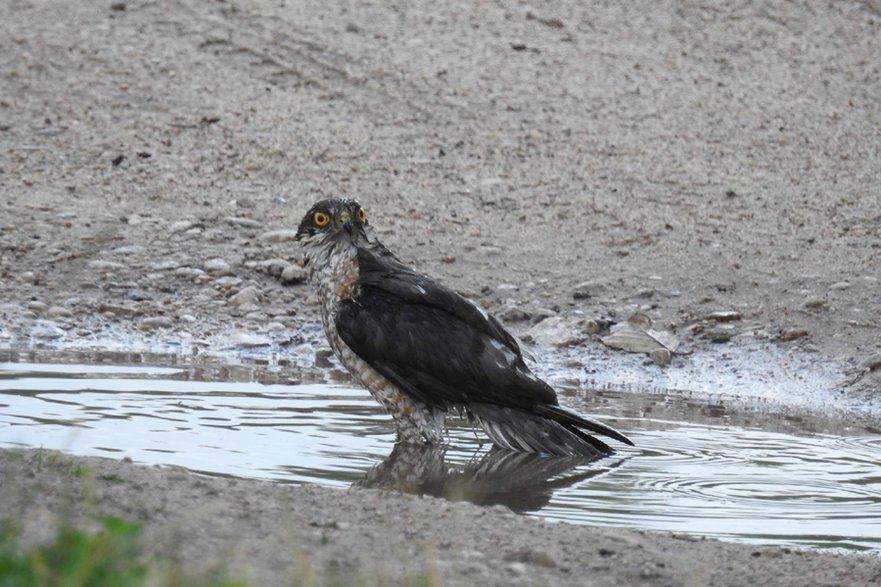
296,198 -> 368,242
296,198 -> 370,269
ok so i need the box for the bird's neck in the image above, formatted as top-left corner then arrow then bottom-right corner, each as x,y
310,238 -> 361,306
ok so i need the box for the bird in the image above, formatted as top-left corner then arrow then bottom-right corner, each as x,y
295,198 -> 633,458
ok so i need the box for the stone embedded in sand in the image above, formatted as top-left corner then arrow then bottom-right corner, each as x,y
174,267 -> 206,280
861,353 -> 881,372
800,298 -> 827,311
225,217 -> 262,228
650,348 -> 673,365
528,316 -> 583,347
229,285 -> 261,307
32,321 -> 64,339
88,260 -> 125,271
281,265 -> 306,284
141,316 -> 173,330
46,306 -> 73,319
499,306 -> 530,323
112,245 -> 146,255
170,220 -> 196,233
779,328 -> 808,342
204,258 -> 231,274
572,281 -> 606,300
704,310 -> 742,322
259,229 -> 299,242
253,258 -> 288,277
231,332 -> 272,348
581,318 -> 601,334
26,301 -> 48,313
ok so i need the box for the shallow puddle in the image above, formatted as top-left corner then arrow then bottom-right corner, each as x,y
1,359 -> 879,551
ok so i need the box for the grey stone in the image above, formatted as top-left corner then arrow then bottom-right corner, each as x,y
229,286 -> 261,307
46,306 -> 73,319
88,260 -> 125,271
141,316 -> 174,329
281,265 -> 307,284
225,217 -> 263,228
170,220 -> 196,233
259,229 -> 299,242
204,258 -> 232,274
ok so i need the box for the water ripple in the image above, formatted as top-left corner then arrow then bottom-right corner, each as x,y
1,363 -> 880,550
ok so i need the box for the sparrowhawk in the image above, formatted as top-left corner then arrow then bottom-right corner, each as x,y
296,198 -> 632,457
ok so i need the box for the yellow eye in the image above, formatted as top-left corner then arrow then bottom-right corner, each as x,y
357,208 -> 366,222
314,211 -> 330,227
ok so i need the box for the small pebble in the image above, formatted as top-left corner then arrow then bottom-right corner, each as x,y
861,353 -> 881,372
112,245 -> 146,255
500,306 -> 531,323
88,260 -> 125,271
33,323 -> 64,339
779,328 -> 808,342
46,306 -> 73,319
650,348 -> 673,364
800,298 -> 826,311
709,331 -> 732,344
225,217 -> 263,228
573,281 -> 605,300
27,301 -> 48,313
581,318 -> 601,334
141,316 -> 173,330
704,310 -> 742,322
151,259 -> 181,271
232,333 -> 272,348
174,267 -> 206,280
259,229 -> 299,242
204,258 -> 231,274
281,265 -> 307,284
170,220 -> 196,233
254,258 -> 288,276
229,285 -> 261,307
126,289 -> 153,302
530,308 -> 558,324
214,276 -> 242,289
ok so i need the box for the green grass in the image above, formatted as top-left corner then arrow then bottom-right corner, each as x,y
0,517 -> 145,587
0,517 -> 242,587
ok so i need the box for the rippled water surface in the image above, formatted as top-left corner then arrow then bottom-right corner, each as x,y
1,359 -> 880,550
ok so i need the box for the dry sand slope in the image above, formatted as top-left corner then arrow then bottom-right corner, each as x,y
1,0 -> 881,585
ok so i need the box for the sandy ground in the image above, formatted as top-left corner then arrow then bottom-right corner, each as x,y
2,447 -> 880,587
1,0 -> 881,585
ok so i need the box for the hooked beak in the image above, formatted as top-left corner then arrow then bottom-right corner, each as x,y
338,211 -> 353,235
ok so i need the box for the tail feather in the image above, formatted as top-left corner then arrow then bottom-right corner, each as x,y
534,404 -> 634,447
468,403 -> 626,458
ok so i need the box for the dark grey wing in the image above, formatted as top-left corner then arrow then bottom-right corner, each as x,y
335,283 -> 557,411
355,247 -> 524,355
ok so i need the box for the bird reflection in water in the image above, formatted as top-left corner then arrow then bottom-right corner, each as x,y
355,442 -> 623,513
